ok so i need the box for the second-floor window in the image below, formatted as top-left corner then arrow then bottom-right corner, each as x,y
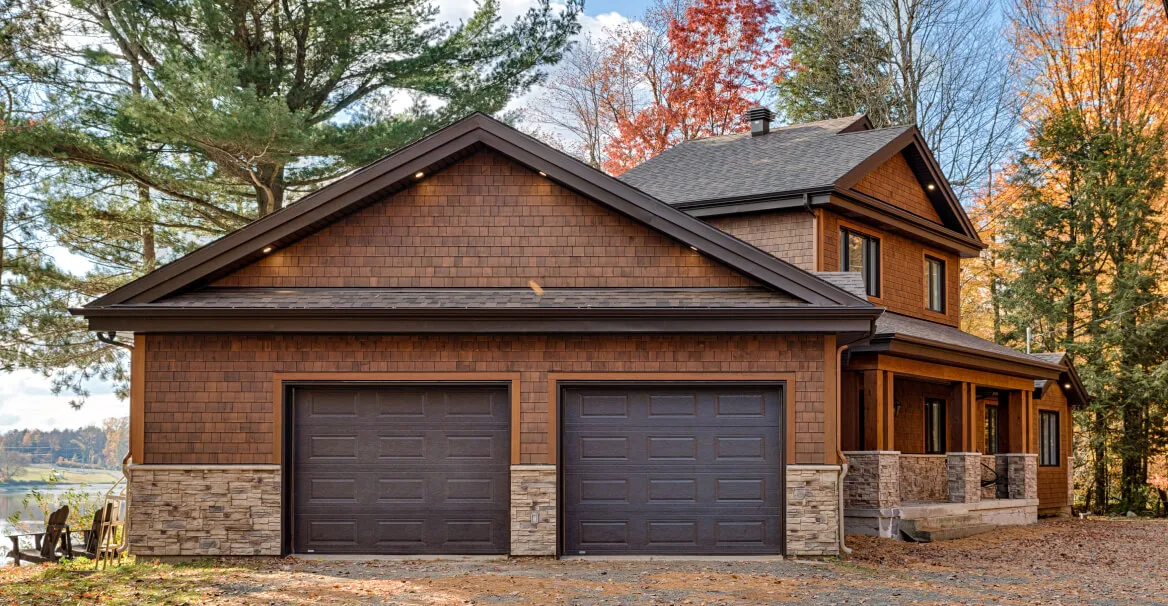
926,256 -> 946,312
842,228 -> 880,297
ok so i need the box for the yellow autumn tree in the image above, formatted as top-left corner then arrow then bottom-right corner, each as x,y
962,0 -> 1168,342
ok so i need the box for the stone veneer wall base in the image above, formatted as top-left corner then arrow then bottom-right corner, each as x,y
127,465 -> 281,557
509,465 -> 556,556
785,465 -> 841,557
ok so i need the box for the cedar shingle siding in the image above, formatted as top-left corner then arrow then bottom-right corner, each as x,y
214,151 -> 755,289
143,333 -> 827,465
706,211 -> 816,272
1035,384 -> 1073,511
820,207 -> 960,327
851,153 -> 944,225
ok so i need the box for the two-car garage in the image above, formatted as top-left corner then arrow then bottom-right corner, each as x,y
288,382 -> 786,557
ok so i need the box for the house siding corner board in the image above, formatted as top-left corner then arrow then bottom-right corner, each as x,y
820,208 -> 960,327
705,211 -> 816,271
141,333 -> 828,465
213,150 -> 755,290
1036,384 -> 1073,513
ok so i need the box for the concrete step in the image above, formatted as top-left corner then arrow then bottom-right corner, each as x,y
900,518 -> 997,543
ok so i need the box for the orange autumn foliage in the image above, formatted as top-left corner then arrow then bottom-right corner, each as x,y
962,0 -> 1168,340
598,0 -> 789,175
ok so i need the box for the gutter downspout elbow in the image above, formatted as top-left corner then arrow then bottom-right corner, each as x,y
835,315 -> 877,557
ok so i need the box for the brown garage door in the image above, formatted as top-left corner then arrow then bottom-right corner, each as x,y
563,384 -> 785,555
292,384 -> 510,555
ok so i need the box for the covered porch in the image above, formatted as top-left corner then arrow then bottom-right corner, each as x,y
839,353 -> 1048,541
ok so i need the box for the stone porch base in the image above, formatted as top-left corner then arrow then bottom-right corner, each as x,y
846,498 -> 1037,541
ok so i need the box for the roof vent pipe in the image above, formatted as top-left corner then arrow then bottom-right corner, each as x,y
747,106 -> 775,136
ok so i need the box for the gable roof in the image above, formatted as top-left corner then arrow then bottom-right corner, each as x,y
621,116 -> 905,204
1031,352 -> 1092,407
618,115 -> 984,256
76,113 -> 875,316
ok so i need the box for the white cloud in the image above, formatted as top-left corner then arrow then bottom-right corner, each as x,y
0,370 -> 126,433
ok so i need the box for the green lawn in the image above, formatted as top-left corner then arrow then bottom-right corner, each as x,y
4,464 -> 121,485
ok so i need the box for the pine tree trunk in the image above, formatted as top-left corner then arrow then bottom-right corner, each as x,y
255,163 -> 286,217
1121,402 -> 1144,511
1093,409 -> 1108,514
0,153 -> 6,287
138,183 -> 156,271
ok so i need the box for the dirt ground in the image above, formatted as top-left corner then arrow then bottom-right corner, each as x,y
2,518 -> 1166,605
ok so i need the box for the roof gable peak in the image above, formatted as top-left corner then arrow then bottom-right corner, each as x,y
81,113 -> 873,310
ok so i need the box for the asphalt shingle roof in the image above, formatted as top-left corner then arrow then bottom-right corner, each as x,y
135,287 -> 807,310
813,272 -> 868,299
874,312 -> 1062,366
619,117 -> 910,205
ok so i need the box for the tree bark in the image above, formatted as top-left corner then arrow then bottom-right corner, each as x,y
1093,409 -> 1108,513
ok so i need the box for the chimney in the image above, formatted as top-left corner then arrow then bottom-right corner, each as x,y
747,106 -> 775,136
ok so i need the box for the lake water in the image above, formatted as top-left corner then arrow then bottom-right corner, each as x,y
0,483 -> 115,558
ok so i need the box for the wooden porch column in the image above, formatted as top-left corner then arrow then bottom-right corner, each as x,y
949,381 -> 976,452
860,369 -> 895,450
1006,390 -> 1034,453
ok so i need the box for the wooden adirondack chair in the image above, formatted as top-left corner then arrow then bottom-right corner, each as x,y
6,506 -> 72,566
69,502 -> 109,559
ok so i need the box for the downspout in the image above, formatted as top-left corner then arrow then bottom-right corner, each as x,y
836,314 -> 879,556
836,342 -> 853,556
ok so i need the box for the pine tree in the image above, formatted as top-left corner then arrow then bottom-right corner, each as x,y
0,0 -> 580,401
1001,109 -> 1168,512
774,0 -> 895,126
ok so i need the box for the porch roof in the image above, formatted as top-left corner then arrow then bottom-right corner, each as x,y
848,311 -> 1065,380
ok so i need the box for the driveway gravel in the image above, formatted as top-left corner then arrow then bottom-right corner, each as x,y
2,518 -> 1165,605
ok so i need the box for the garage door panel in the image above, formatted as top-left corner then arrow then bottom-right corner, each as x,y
563,384 -> 784,555
293,385 -> 509,555
565,431 -> 781,468
565,388 -> 781,426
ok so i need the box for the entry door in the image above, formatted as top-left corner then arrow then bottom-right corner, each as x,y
291,384 -> 510,554
562,384 -> 785,555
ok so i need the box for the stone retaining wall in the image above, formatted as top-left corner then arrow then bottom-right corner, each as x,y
127,465 -> 280,557
786,465 -> 840,557
509,465 -> 557,556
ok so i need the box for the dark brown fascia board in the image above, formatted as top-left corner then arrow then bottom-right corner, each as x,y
84,113 -> 868,310
838,115 -> 874,133
1059,357 -> 1093,407
75,306 -> 879,335
850,334 -> 1063,380
672,187 -> 983,258
834,127 -> 982,244
827,190 -> 985,257
672,190 -> 829,216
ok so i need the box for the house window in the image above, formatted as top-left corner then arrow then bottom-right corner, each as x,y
984,404 -> 999,454
842,229 -> 880,297
925,398 -> 946,454
1040,410 -> 1060,466
926,256 -> 946,312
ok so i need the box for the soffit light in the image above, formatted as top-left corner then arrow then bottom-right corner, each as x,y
262,246 -> 273,254
926,183 -> 936,191
414,171 -> 425,179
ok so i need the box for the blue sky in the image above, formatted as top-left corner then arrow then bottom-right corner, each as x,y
0,0 -> 652,434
